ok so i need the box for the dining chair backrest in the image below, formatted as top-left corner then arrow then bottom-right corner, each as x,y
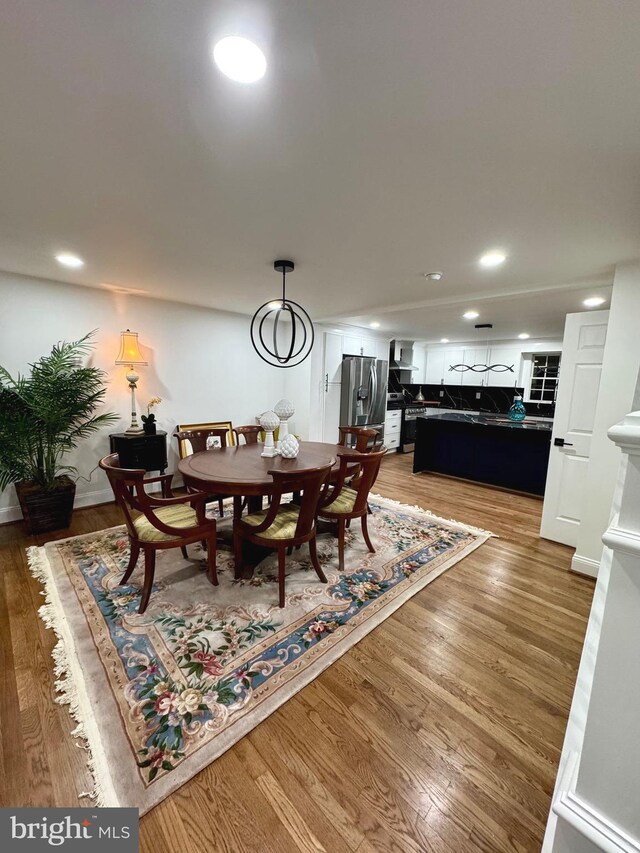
174,427 -> 228,458
99,453 -> 152,539
326,447 -> 387,515
234,425 -> 262,445
268,462 -> 334,539
337,426 -> 380,453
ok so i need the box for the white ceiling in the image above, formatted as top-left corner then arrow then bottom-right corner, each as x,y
0,0 -> 638,337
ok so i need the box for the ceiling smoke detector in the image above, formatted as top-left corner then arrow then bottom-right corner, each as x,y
422,272 -> 443,281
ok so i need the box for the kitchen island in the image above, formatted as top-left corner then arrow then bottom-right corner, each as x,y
413,412 -> 552,496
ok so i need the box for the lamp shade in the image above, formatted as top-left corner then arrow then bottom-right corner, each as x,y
115,330 -> 148,366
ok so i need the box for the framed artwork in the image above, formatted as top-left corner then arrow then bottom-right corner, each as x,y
176,421 -> 235,457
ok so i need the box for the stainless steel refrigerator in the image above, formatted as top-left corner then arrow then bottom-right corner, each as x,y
340,356 -> 388,444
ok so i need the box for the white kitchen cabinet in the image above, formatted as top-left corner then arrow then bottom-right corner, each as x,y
424,349 -> 446,385
322,382 -> 342,443
323,332 -> 344,383
460,346 -> 490,386
442,348 -> 465,385
384,409 -> 401,451
342,334 -> 380,358
487,345 -> 522,387
360,337 -> 377,358
375,339 -> 391,363
385,434 -> 400,450
342,335 -> 362,356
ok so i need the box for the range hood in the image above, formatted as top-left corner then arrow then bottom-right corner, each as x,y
390,339 -> 419,371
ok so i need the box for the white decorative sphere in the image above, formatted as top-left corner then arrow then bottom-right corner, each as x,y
259,410 -> 280,432
274,398 -> 295,420
280,434 -> 300,458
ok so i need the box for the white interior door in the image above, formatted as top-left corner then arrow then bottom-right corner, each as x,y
540,310 -> 609,545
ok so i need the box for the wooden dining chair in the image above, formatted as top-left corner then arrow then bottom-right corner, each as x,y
99,453 -> 217,614
233,425 -> 262,445
233,462 -> 334,607
318,446 -> 387,572
174,427 -> 230,517
338,426 -> 380,452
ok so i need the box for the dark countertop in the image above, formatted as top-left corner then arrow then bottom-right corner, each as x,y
417,412 -> 553,432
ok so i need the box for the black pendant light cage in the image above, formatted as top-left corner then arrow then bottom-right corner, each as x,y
250,260 -> 315,368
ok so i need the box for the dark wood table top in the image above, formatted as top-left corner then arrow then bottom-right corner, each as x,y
178,441 -> 359,496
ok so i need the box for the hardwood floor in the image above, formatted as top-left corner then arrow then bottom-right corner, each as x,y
0,453 -> 594,852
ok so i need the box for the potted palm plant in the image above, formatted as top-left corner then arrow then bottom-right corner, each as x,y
0,332 -> 117,534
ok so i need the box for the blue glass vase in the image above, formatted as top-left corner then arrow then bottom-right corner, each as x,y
508,395 -> 526,422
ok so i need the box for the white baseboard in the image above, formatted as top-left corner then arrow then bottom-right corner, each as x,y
571,554 -> 601,577
552,752 -> 640,853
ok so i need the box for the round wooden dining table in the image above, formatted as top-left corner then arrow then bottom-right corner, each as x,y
178,440 -> 360,501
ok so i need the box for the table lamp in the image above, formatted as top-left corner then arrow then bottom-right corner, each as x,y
115,329 -> 148,435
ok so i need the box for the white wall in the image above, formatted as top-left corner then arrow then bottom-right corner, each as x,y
0,272 -> 311,522
572,261 -> 640,576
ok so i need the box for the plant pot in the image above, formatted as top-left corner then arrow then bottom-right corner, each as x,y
15,476 -> 76,535
143,422 -> 157,435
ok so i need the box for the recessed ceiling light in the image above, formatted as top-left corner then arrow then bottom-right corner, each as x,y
268,301 -> 282,310
583,296 -> 606,308
518,333 -> 530,339
440,338 -> 450,343
369,321 -> 381,329
213,36 -> 266,83
56,252 -> 84,269
422,272 -> 443,281
463,310 -> 479,320
479,251 -> 507,268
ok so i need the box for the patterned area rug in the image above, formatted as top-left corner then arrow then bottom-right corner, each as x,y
28,494 -> 492,814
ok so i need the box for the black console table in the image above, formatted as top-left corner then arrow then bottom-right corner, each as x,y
109,431 -> 168,473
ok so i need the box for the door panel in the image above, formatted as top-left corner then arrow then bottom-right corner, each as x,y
425,350 -> 446,385
324,332 -> 343,383
322,383 -> 342,443
487,346 -> 521,387
556,455 -> 589,524
540,311 -> 609,546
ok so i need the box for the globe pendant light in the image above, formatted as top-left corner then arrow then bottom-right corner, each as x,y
250,260 -> 315,367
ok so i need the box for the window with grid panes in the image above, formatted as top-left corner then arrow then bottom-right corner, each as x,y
529,353 -> 560,402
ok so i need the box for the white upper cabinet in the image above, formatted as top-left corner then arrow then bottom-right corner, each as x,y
341,334 -> 386,359
442,348 -> 465,385
461,346 -> 490,386
424,349 -> 446,385
360,337 -> 377,358
375,339 -> 390,362
487,345 -> 522,387
422,342 -> 536,388
342,334 -> 362,356
322,331 -> 390,386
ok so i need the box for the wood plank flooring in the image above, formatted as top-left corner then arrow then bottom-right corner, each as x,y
0,453 -> 595,851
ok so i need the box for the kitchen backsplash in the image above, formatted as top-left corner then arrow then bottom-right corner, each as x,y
395,382 -> 556,418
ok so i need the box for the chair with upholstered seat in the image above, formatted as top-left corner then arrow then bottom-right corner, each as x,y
233,425 -> 262,445
99,453 -> 217,614
233,462 -> 333,607
318,446 -> 387,572
337,426 -> 380,452
174,427 -> 231,517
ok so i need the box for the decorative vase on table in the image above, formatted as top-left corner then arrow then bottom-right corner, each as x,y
507,395 -> 527,422
142,414 -> 157,435
279,434 -> 300,459
260,410 -> 280,457
273,398 -> 295,449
